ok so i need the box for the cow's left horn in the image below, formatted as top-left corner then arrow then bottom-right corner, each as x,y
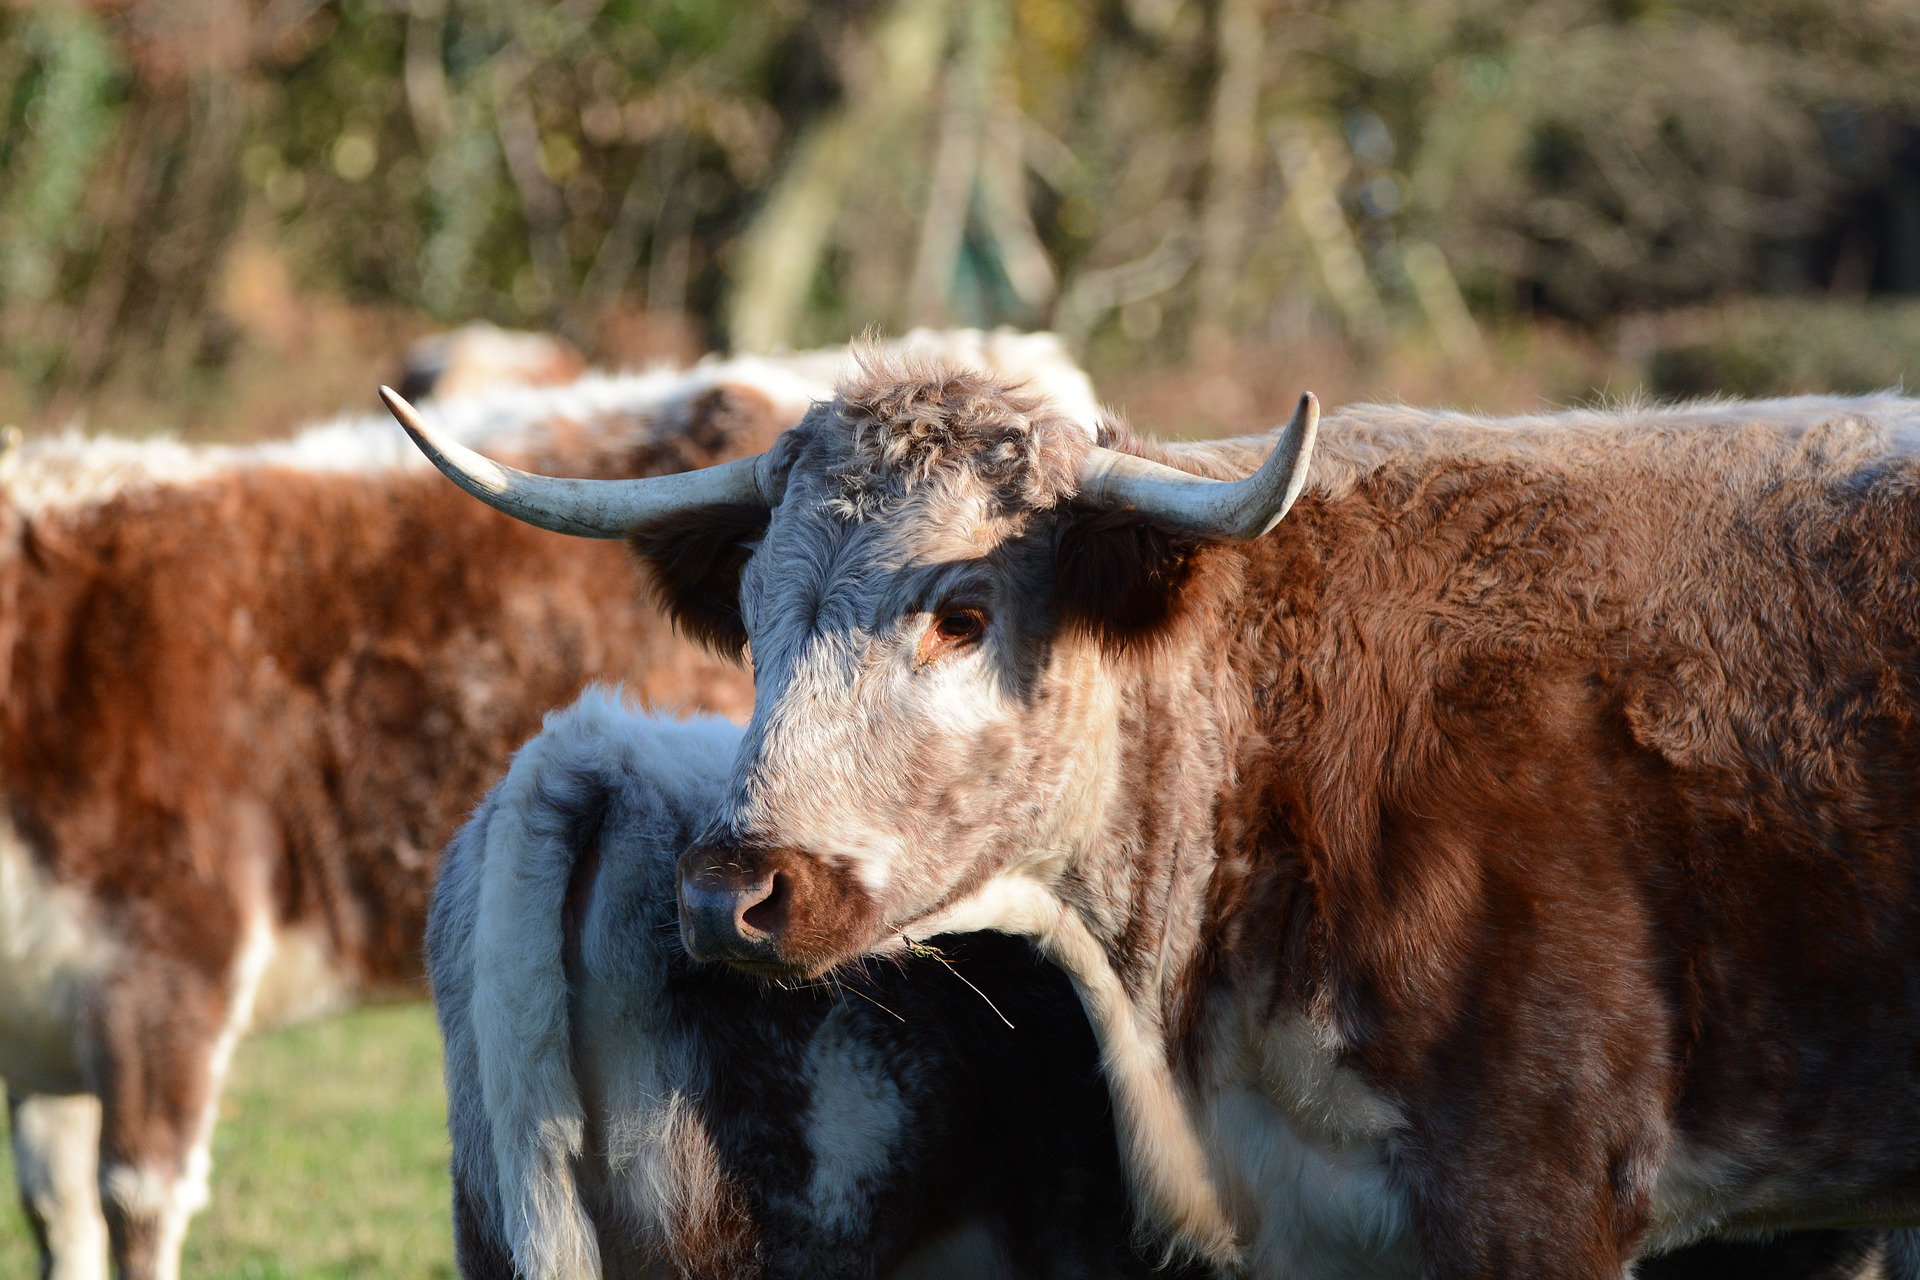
1077,392 -> 1319,540
379,386 -> 775,539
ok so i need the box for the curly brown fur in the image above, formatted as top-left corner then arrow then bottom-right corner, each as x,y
826,347 -> 1088,520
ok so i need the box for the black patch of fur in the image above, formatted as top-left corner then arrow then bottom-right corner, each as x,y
628,503 -> 771,659
1054,508 -> 1208,650
1642,1230 -> 1892,1280
450,1174 -> 518,1280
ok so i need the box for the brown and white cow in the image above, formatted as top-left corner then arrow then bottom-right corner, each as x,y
394,356 -> 1920,1279
0,359 -> 822,1280
0,331 -> 1101,1280
397,322 -> 588,403
428,691 -> 1909,1280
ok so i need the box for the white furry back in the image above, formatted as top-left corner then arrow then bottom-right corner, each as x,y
447,690 -> 741,1280
0,330 -> 1097,517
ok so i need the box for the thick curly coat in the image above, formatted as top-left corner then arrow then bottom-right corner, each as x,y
822,349 -> 1091,520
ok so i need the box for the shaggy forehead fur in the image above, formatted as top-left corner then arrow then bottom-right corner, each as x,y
811,351 -> 1093,521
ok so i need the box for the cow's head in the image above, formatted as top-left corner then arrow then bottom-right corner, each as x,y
384,360 -> 1316,978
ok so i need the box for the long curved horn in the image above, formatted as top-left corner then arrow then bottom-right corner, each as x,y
1077,392 -> 1319,540
379,386 -> 774,539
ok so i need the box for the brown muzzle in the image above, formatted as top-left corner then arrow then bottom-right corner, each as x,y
676,840 -> 879,976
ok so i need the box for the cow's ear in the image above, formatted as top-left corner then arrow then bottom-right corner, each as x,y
1054,509 -> 1212,650
628,503 -> 770,660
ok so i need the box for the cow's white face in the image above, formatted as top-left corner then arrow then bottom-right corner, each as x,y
654,373 -> 1137,978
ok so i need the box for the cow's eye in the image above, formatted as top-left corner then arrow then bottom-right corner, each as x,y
936,610 -> 983,641
917,608 -> 988,664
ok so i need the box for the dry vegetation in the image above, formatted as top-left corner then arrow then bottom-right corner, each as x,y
0,1 -> 1916,438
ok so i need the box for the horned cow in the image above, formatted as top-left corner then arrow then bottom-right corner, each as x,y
396,356 -> 1920,1279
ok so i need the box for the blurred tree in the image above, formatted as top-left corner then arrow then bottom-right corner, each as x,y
0,0 -> 1916,413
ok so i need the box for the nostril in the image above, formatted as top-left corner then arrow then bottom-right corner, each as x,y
739,871 -> 790,939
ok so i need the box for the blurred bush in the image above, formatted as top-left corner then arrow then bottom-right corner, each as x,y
0,0 -> 1916,430
1631,298 -> 1920,398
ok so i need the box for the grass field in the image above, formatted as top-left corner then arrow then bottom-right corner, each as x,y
1,1003 -> 456,1279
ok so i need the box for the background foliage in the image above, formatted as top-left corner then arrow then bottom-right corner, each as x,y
1,0 -> 1918,435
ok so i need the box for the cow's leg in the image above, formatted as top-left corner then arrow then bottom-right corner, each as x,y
83,916 -> 269,1280
8,1088 -> 109,1280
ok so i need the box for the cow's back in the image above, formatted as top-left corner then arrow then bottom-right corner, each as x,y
0,385 -> 781,1031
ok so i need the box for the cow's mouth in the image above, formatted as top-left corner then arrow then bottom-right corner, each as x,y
720,954 -> 815,981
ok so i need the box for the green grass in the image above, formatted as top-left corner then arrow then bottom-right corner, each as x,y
1,1003 -> 456,1279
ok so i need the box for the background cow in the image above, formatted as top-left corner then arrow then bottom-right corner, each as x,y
0,357 -> 820,1280
396,359 -> 1920,1278
397,323 -> 589,403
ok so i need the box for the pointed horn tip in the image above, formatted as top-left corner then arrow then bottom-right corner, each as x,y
377,384 -> 424,431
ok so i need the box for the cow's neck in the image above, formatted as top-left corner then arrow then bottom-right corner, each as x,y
1019,641 -> 1251,1266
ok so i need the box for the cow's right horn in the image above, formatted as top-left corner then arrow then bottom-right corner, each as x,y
379,386 -> 775,539
1077,391 -> 1319,540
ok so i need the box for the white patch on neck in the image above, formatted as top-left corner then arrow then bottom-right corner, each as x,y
916,853 -> 1417,1280
1042,903 -> 1240,1267
803,1003 -> 906,1234
0,819 -> 115,1094
908,871 -> 1063,940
